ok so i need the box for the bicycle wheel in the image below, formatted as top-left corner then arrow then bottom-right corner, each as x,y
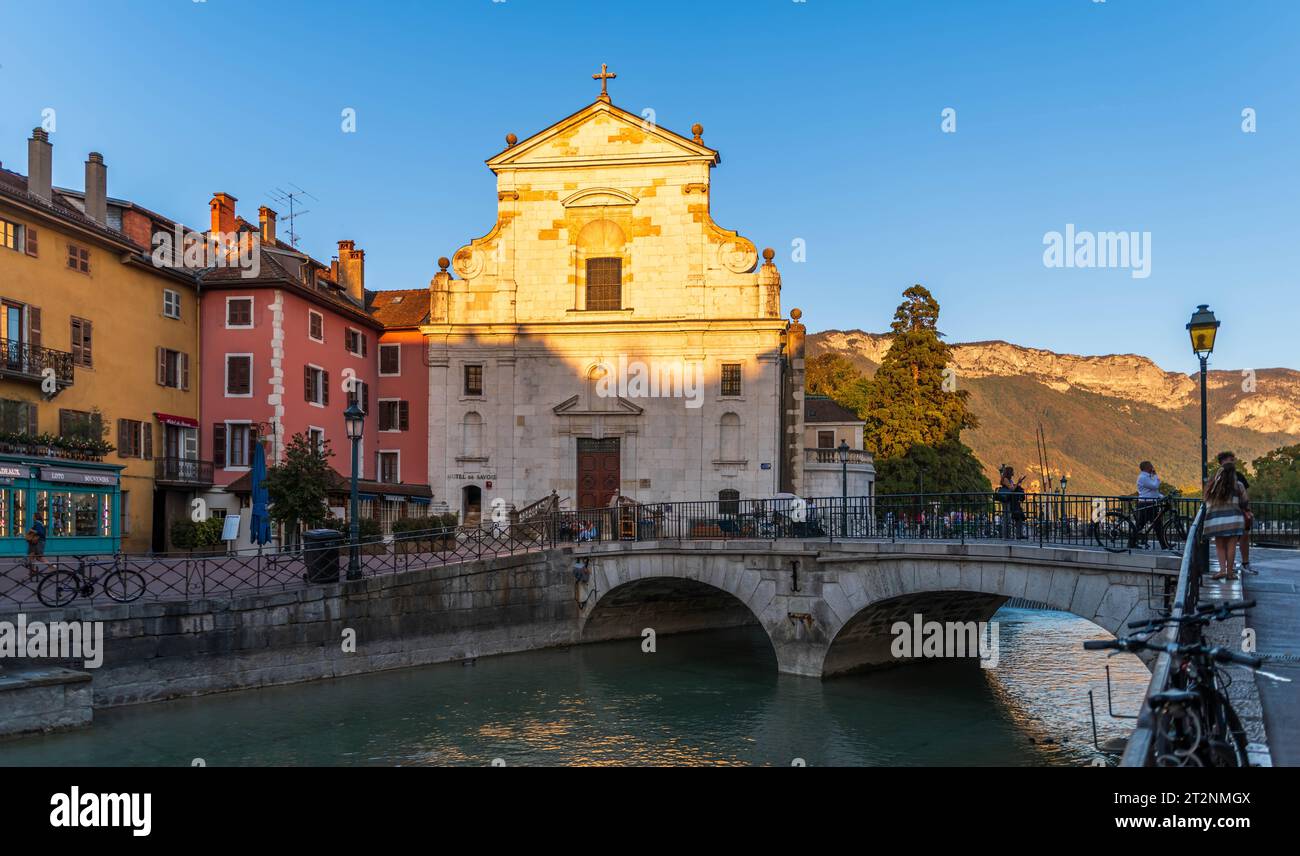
1207,690 -> 1250,767
1152,702 -> 1205,765
103,569 -> 146,603
1164,509 -> 1190,543
1093,512 -> 1133,553
37,571 -> 81,608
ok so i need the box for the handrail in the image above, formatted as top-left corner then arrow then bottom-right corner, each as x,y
1119,504 -> 1207,767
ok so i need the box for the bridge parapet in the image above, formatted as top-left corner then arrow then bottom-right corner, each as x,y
575,538 -> 1180,677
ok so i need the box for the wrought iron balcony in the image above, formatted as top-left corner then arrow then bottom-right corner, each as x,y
155,457 -> 214,486
0,338 -> 74,394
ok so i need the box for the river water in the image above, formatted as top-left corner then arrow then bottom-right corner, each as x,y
0,608 -> 1149,767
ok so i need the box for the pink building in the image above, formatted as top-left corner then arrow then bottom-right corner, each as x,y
367,289 -> 431,493
198,194 -> 431,540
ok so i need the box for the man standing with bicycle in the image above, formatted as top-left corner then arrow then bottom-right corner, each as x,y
1129,461 -> 1169,549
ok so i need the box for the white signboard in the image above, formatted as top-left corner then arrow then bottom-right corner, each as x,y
221,514 -> 242,542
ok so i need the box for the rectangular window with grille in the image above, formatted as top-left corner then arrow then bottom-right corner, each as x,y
585,257 -> 622,311
721,363 -> 742,397
464,364 -> 483,396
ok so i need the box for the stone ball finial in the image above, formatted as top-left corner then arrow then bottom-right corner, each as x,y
505,133 -> 518,147
791,308 -> 802,322
438,256 -> 450,271
762,247 -> 775,263
691,123 -> 704,142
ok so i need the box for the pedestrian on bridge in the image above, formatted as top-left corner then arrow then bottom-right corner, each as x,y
1205,461 -> 1248,582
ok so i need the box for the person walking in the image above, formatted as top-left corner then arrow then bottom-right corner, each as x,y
1216,451 -> 1255,574
24,517 -> 48,578
1204,461 -> 1248,582
1129,461 -> 1169,549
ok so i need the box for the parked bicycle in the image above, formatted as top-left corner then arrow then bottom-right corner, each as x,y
35,555 -> 146,608
1084,599 -> 1259,766
1092,496 -> 1188,554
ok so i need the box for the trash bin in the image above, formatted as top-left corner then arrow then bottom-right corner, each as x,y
303,528 -> 342,584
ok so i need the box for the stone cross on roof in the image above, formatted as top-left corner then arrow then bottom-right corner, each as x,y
592,63 -> 616,102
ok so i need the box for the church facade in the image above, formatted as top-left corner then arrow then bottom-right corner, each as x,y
422,76 -> 811,521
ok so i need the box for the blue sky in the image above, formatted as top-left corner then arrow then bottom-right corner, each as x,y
3,0 -> 1296,372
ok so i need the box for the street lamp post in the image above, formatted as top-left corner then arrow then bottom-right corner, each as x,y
837,440 -> 850,537
344,403 -> 365,580
1186,305 -> 1220,485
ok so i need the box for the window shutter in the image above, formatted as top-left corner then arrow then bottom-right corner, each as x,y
213,424 -> 226,468
59,409 -> 70,436
362,382 -> 369,414
361,334 -> 367,356
70,318 -> 82,365
157,347 -> 167,386
143,422 -> 152,460
323,371 -> 329,405
180,352 -> 189,391
248,424 -> 259,464
26,405 -> 37,435
28,306 -> 41,349
399,401 -> 409,431
83,320 -> 93,368
304,365 -> 312,402
117,419 -> 129,456
25,226 -> 38,257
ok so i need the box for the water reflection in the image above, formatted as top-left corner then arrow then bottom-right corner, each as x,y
0,608 -> 1146,767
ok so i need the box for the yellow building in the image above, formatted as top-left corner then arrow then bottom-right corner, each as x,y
0,128 -> 201,554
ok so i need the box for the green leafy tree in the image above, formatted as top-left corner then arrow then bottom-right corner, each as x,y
265,433 -> 336,542
859,285 -> 976,459
805,352 -> 871,414
873,438 -> 991,495
1248,444 -> 1300,502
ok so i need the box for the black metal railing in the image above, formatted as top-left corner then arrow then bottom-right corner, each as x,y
154,457 -> 214,486
3,492 -> 1293,613
0,337 -> 74,387
0,518 -> 552,610
1120,506 -> 1208,767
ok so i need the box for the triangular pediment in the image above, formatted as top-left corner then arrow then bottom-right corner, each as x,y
487,100 -> 719,172
553,393 -> 644,416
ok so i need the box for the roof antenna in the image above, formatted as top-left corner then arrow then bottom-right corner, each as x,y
267,184 -> 318,249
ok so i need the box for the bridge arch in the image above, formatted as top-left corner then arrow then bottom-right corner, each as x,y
575,541 -> 1176,678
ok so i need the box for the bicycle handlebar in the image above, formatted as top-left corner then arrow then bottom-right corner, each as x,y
1126,599 -> 1255,629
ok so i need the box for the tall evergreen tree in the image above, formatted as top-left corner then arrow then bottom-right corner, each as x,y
860,285 -> 976,460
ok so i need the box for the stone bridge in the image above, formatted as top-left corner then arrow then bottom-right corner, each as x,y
574,539 -> 1181,677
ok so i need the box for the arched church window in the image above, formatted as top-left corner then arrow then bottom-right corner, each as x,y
462,411 -> 483,458
719,412 -> 741,461
576,218 -> 626,311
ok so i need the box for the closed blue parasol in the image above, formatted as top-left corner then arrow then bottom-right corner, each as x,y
249,440 -> 272,546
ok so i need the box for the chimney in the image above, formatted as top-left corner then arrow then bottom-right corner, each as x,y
84,152 -> 107,225
258,205 -> 277,246
27,128 -> 52,203
337,240 -> 365,304
210,192 -> 237,238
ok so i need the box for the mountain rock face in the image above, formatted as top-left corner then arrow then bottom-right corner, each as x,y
809,330 -> 1300,494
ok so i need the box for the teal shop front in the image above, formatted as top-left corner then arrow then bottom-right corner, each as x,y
0,455 -> 123,557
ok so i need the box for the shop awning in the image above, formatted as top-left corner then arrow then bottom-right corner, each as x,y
154,412 -> 200,428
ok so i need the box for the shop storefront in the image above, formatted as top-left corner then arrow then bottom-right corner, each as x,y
0,454 -> 122,557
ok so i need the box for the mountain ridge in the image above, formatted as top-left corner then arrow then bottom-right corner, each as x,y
807,329 -> 1300,494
